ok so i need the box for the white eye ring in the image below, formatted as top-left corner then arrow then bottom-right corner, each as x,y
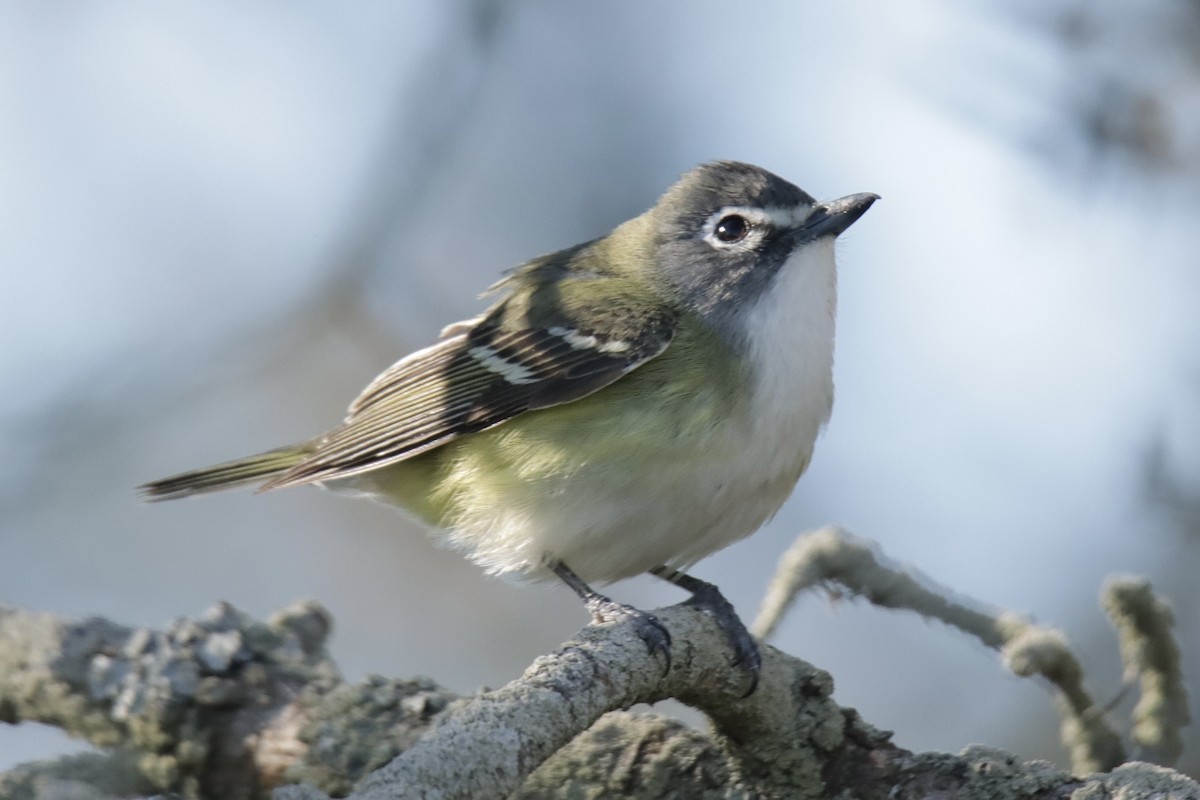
703,206 -> 771,249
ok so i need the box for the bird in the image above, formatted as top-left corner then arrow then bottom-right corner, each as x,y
141,160 -> 877,691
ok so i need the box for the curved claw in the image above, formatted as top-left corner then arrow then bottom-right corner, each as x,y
553,560 -> 674,675
683,583 -> 761,696
585,595 -> 673,674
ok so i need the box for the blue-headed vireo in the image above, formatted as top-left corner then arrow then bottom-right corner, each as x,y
142,161 -> 877,690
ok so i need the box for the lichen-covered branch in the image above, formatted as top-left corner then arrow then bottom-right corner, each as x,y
0,600 -> 340,799
0,527 -> 1193,798
329,604 -> 856,800
1103,575 -> 1191,766
3,594 -> 1197,800
750,526 -> 1192,776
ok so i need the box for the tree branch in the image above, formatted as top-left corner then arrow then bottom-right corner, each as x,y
0,600 -> 339,799
1,529 -> 1195,799
751,526 -> 1148,774
1102,575 -> 1191,765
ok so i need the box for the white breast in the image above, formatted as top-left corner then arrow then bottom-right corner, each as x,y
542,237 -> 840,581
597,236 -> 840,575
644,237 -> 838,572
741,237 -> 838,480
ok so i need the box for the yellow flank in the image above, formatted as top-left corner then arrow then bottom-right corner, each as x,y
355,317 -> 747,576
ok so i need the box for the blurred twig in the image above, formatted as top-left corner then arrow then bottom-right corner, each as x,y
751,525 -> 1130,774
1102,575 -> 1191,766
1143,431 -> 1200,546
230,0 -> 514,369
1015,1 -> 1200,177
1,0 -> 514,517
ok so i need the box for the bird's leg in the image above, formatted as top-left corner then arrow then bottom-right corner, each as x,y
551,560 -> 671,671
650,566 -> 761,695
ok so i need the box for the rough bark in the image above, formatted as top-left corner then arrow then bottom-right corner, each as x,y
1,598 -> 1196,800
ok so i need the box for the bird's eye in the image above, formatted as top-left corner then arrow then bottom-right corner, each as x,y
714,214 -> 750,243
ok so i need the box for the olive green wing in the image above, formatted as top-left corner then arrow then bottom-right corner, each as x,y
261,277 -> 675,490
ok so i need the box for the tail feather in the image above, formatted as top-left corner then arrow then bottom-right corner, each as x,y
139,446 -> 308,501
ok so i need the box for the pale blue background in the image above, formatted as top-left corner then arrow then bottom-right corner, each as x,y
2,0 -> 1197,777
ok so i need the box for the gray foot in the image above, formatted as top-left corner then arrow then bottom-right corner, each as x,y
684,583 -> 761,695
585,594 -> 673,670
552,560 -> 672,673
651,566 -> 761,696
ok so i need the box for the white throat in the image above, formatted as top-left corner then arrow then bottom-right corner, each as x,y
740,238 -> 838,477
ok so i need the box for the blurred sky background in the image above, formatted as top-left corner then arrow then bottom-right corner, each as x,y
2,0 -> 1199,778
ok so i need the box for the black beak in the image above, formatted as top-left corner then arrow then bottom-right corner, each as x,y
799,192 -> 879,241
